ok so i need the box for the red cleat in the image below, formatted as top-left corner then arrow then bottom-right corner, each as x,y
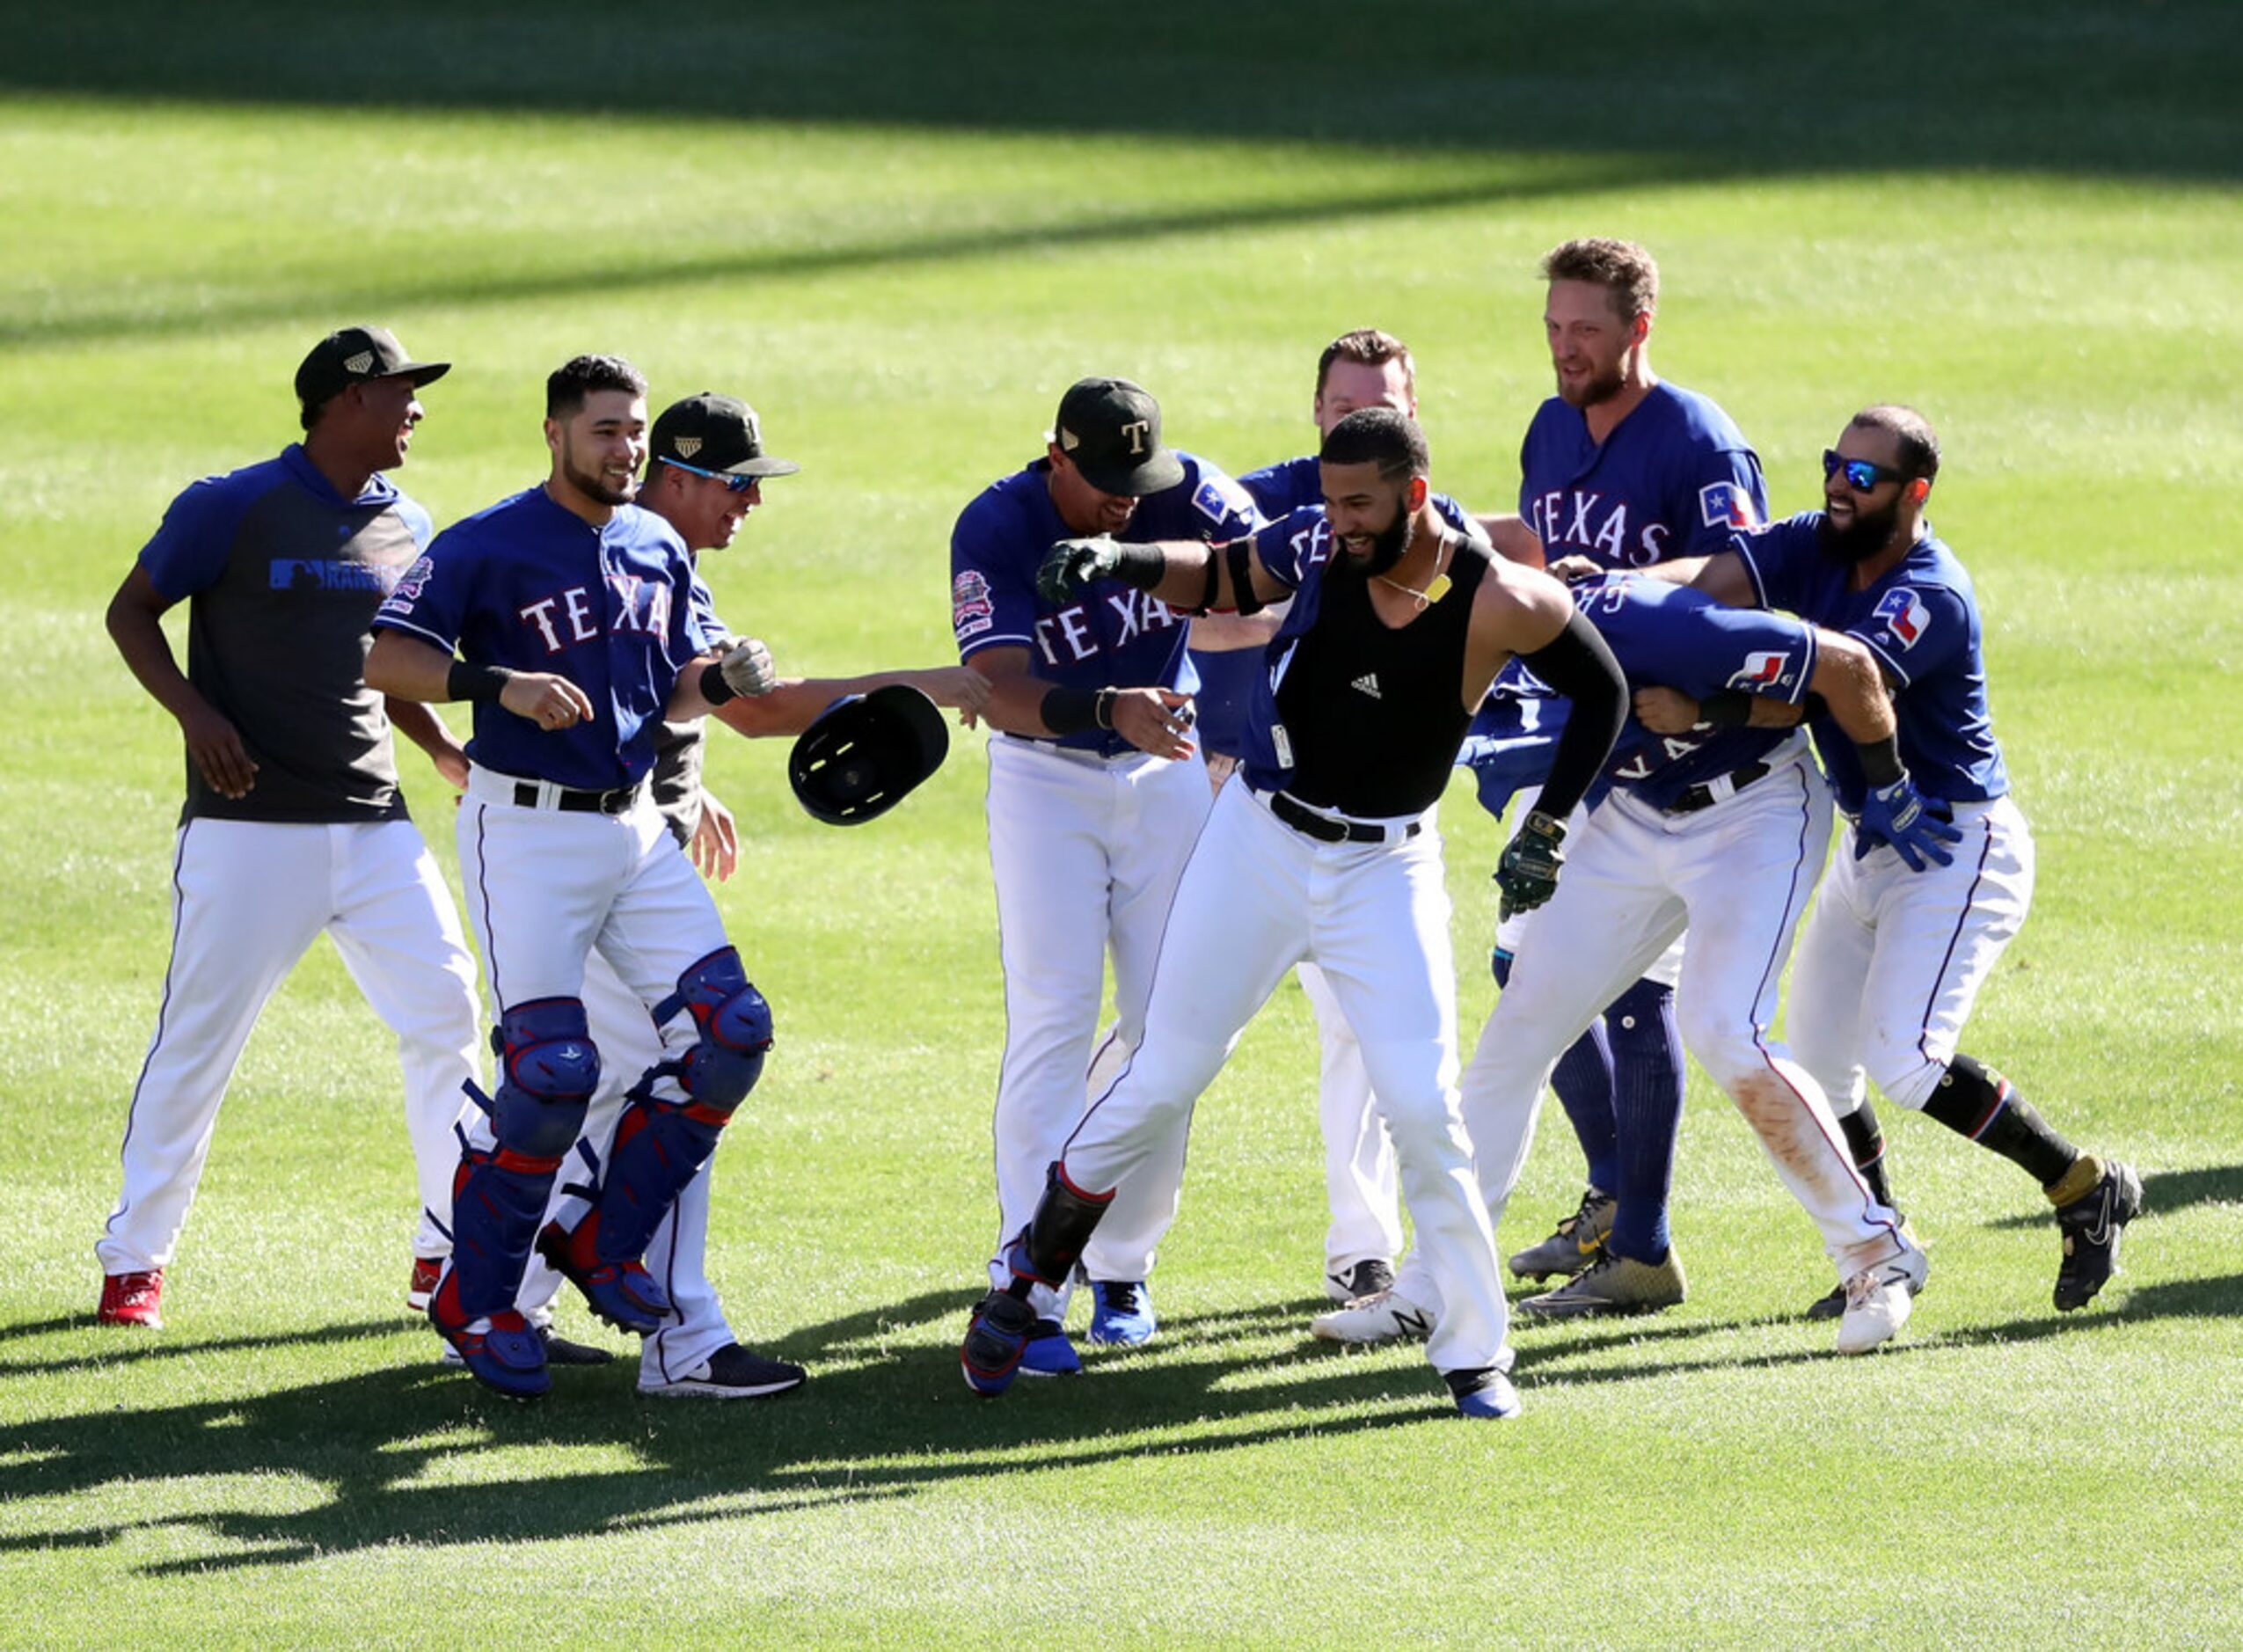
99,1269 -> 165,1328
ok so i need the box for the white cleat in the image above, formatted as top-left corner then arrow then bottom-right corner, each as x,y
1311,1289 -> 1437,1345
1835,1262 -> 1915,1354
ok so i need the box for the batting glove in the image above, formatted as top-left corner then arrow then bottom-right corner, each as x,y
1854,777 -> 1962,871
1037,537 -> 1126,604
1495,810 -> 1567,920
719,638 -> 778,698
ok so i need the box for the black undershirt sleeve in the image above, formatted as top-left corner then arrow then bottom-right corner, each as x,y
1516,609 -> 1629,820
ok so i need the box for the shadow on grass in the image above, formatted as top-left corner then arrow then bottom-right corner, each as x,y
8,1 -> 2239,185
1981,1161 -> 2241,1230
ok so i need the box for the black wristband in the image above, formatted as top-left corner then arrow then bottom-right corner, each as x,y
1855,733 -> 1904,788
1093,688 -> 1119,729
1041,685 -> 1101,735
1225,539 -> 1265,616
1194,550 -> 1221,616
446,660 -> 515,703
1109,541 -> 1168,590
1697,689 -> 1753,727
699,659 -> 740,707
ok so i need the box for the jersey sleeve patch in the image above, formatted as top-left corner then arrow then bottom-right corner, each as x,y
1195,473 -> 1260,534
1871,586 -> 1932,651
952,568 -> 996,642
1700,480 -> 1759,530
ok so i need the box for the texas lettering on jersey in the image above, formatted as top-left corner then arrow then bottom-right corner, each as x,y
1035,588 -> 1186,666
1528,487 -> 1681,567
516,573 -> 674,655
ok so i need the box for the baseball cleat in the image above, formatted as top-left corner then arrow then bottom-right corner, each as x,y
535,1221 -> 673,1336
431,1306 -> 552,1400
2053,1158 -> 2143,1312
1808,1222 -> 1928,1319
638,1341 -> 806,1400
97,1269 -> 165,1329
1325,1257 -> 1398,1305
1520,1247 -> 1686,1319
1087,1279 -> 1157,1346
406,1255 -> 442,1314
961,1290 -> 1041,1396
1018,1319 -> 1083,1377
1834,1261 -> 1915,1355
1311,1288 -> 1436,1345
440,1326 -> 613,1369
1445,1367 -> 1522,1420
1507,1187 -> 1614,1281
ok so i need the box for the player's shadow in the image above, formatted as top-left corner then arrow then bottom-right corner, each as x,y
1983,1163 -> 2242,1230
0,1287 -> 1448,1576
0,1317 -> 403,1373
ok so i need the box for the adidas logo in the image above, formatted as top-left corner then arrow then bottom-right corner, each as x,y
1351,673 -> 1381,698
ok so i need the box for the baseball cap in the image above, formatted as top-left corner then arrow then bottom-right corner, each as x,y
295,325 -> 449,407
650,392 -> 802,479
1049,376 -> 1186,497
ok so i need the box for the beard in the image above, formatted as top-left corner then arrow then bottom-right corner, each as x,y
1817,495 -> 1903,564
560,442 -> 637,508
1331,501 -> 1414,581
1556,357 -> 1626,410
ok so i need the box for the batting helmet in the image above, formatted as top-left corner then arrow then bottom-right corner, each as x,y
788,683 -> 949,825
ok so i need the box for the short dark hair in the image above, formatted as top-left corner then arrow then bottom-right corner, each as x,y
299,391 -> 338,434
1316,328 -> 1416,402
1541,237 -> 1660,323
1852,404 -> 1941,484
547,354 -> 647,420
1319,406 -> 1428,482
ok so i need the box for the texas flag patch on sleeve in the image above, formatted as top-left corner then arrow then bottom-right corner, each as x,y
1871,587 -> 1932,650
1699,481 -> 1758,530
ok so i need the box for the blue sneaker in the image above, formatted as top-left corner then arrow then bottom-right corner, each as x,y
1446,1368 -> 1521,1421
1018,1319 -> 1083,1377
961,1290 -> 1040,1397
536,1221 -> 673,1336
1087,1280 -> 1157,1346
430,1304 -> 551,1400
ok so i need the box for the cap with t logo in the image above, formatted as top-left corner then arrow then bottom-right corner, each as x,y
1049,376 -> 1185,497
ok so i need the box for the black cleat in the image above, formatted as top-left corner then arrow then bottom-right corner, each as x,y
2053,1159 -> 2143,1312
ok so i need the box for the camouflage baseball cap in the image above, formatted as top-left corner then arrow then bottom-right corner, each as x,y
1050,376 -> 1185,497
295,325 -> 449,406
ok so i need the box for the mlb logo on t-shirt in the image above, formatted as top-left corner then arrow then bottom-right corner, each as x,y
1873,588 -> 1932,648
1699,481 -> 1757,530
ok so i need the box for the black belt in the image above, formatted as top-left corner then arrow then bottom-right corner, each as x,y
1665,760 -> 1772,815
1268,790 -> 1422,844
515,780 -> 643,815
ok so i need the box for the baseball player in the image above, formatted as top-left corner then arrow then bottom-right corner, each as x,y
366,354 -> 785,1400
96,325 -> 483,1330
952,376 -> 1263,1373
961,408 -> 1633,1419
1468,237 -> 1771,1298
1227,327 -> 1543,1305
1321,570 -> 1939,1354
505,391 -> 990,1397
1647,406 -> 2141,1312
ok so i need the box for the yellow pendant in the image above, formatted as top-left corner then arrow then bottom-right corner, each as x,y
1422,573 -> 1452,604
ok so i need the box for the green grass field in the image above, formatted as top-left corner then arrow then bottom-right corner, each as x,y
4,4 -> 2240,1644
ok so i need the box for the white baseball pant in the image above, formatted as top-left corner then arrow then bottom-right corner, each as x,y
1060,781 -> 1509,1379
99,817 -> 479,1275
1786,796 -> 2035,1115
983,735 -> 1209,1317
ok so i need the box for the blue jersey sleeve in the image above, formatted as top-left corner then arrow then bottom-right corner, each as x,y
139,473 -> 258,601
1675,445 -> 1769,559
1172,457 -> 1264,544
949,490 -> 1037,661
1850,577 -> 1969,690
1238,455 -> 1319,521
1247,508 -> 1326,593
372,533 -> 471,653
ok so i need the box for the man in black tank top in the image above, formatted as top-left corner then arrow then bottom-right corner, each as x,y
956,410 -> 1630,1420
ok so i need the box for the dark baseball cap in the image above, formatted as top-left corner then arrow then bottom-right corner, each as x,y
650,392 -> 802,479
1049,376 -> 1185,497
295,325 -> 449,406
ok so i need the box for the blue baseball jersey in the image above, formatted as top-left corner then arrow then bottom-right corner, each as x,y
1464,383 -> 1769,815
140,443 -> 433,825
372,486 -> 714,791
1734,515 -> 2009,813
1567,573 -> 1816,811
950,450 -> 1262,755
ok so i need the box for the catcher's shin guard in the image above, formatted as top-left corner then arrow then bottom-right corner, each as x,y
1003,1163 -> 1116,1289
440,999 -> 598,1325
574,950 -> 773,1270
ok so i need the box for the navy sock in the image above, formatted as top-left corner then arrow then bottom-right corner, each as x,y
1604,976 -> 1684,1263
1496,947 -> 1618,1194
